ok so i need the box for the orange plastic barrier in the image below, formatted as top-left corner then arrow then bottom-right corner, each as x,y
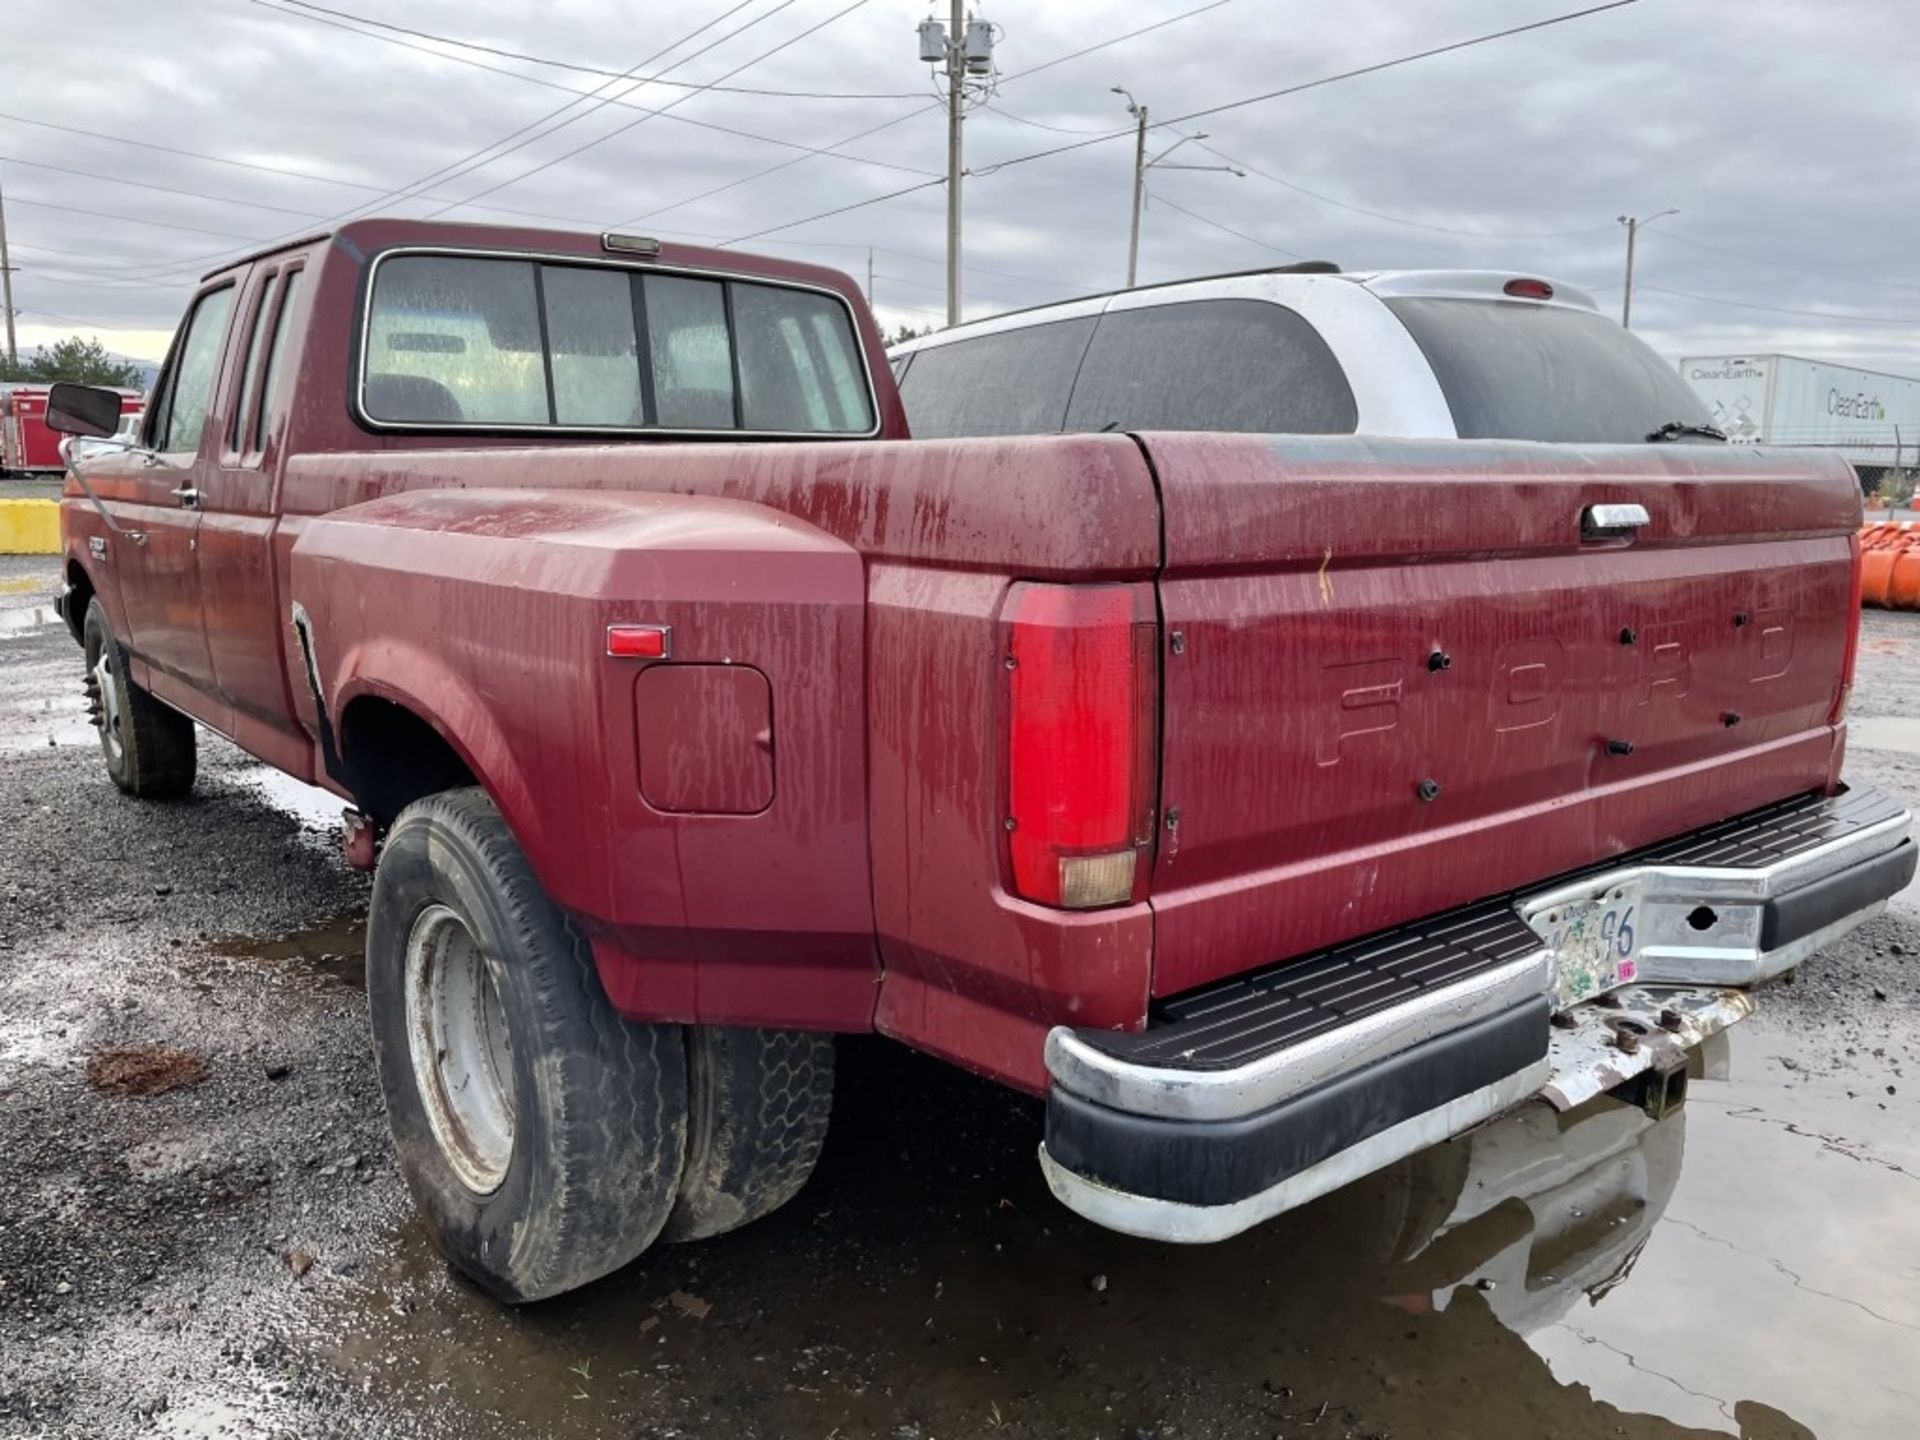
1860,520 -> 1920,610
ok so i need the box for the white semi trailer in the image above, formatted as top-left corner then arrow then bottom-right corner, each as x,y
1679,353 -> 1920,492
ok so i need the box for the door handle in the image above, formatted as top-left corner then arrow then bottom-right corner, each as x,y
169,486 -> 201,509
1581,502 -> 1649,539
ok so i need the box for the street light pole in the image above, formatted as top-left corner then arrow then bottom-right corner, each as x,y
1618,208 -> 1677,331
1125,101 -> 1148,290
1114,87 -> 1242,289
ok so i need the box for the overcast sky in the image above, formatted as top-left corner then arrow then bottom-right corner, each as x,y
4,0 -> 1918,376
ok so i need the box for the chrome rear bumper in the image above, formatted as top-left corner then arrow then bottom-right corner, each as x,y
1040,786 -> 1913,1244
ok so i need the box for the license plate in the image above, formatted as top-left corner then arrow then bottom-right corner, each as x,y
1540,883 -> 1643,1009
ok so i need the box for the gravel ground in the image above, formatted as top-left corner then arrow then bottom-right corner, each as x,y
2,560 -> 1917,1439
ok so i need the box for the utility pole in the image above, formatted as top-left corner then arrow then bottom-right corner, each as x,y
867,246 -> 875,309
919,8 -> 992,328
1617,208 -> 1677,330
944,0 -> 964,327
1113,87 -> 1242,289
0,170 -> 16,368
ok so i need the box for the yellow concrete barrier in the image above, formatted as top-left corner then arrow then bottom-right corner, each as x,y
0,500 -> 60,555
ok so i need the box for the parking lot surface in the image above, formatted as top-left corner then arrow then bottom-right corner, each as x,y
3,554 -> 1917,1439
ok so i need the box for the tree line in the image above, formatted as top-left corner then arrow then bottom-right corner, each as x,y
0,337 -> 146,389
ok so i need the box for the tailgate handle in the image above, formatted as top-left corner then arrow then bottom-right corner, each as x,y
1582,502 -> 1650,539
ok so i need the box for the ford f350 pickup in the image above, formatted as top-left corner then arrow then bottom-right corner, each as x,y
48,219 -> 1912,1303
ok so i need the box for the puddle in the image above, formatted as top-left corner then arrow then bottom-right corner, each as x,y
1850,714 -> 1920,756
285,1019 -> 1915,1440
225,764 -> 348,836
0,605 -> 57,636
210,913 -> 367,989
152,1392 -> 272,1439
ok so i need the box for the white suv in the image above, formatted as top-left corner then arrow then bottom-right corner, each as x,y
887,266 -> 1717,446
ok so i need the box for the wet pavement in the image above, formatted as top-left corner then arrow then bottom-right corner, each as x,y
2,556 -> 1917,1439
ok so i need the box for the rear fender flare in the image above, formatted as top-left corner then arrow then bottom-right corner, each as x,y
325,640 -> 548,873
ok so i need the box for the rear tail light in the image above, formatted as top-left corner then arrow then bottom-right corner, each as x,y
1503,277 -> 1554,300
1832,530 -> 1864,725
1004,582 -> 1158,910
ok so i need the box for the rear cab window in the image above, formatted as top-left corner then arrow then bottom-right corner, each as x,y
1383,297 -> 1714,444
360,251 -> 875,436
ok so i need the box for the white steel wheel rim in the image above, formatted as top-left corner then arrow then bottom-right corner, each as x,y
93,650 -> 124,766
404,903 -> 516,1195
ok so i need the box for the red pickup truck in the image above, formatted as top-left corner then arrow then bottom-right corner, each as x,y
49,219 -> 1913,1302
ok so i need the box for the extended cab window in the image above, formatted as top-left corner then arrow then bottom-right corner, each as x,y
151,285 -> 236,454
361,253 -> 874,435
894,317 -> 1097,438
1384,297 -> 1714,444
1064,299 -> 1357,434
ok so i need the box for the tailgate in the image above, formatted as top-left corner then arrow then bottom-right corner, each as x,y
1144,432 -> 1861,997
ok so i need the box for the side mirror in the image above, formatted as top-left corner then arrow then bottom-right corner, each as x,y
45,382 -> 123,439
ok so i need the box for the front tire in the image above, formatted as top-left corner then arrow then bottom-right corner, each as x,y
367,787 -> 687,1303
82,598 -> 195,798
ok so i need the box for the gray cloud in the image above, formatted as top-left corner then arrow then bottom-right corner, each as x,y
5,0 -> 1918,375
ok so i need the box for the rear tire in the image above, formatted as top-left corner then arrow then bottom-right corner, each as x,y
82,599 -> 195,798
664,1027 -> 834,1242
367,787 -> 687,1303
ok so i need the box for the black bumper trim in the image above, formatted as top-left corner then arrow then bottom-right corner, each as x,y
1761,839 -> 1915,950
1044,997 -> 1549,1208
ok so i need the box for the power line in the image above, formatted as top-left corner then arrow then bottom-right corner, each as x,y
0,110 -> 436,195
1657,228 -> 1920,297
613,103 -> 938,228
1636,286 -> 1920,326
995,0 -> 1238,83
0,112 -> 659,249
975,106 -> 1111,137
4,197 -> 268,243
1193,139 -> 1613,240
83,0 -> 774,284
744,1 -> 1643,251
615,0 -> 1241,233
0,154 -> 331,220
972,0 -> 1643,178
318,0 -> 784,225
257,0 -> 925,99
241,0 -> 936,182
1145,190 -> 1304,259
423,0 -> 875,218
721,177 -> 946,246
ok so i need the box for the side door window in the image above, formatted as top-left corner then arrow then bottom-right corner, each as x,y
252,269 -> 304,453
893,318 -> 1097,439
150,285 -> 237,456
227,272 -> 280,459
1063,299 -> 1358,435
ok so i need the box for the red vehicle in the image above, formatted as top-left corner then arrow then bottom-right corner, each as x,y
1,384 -> 142,475
48,219 -> 1913,1303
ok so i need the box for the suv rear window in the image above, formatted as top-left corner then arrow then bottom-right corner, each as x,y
361,253 -> 875,436
1384,297 -> 1713,444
